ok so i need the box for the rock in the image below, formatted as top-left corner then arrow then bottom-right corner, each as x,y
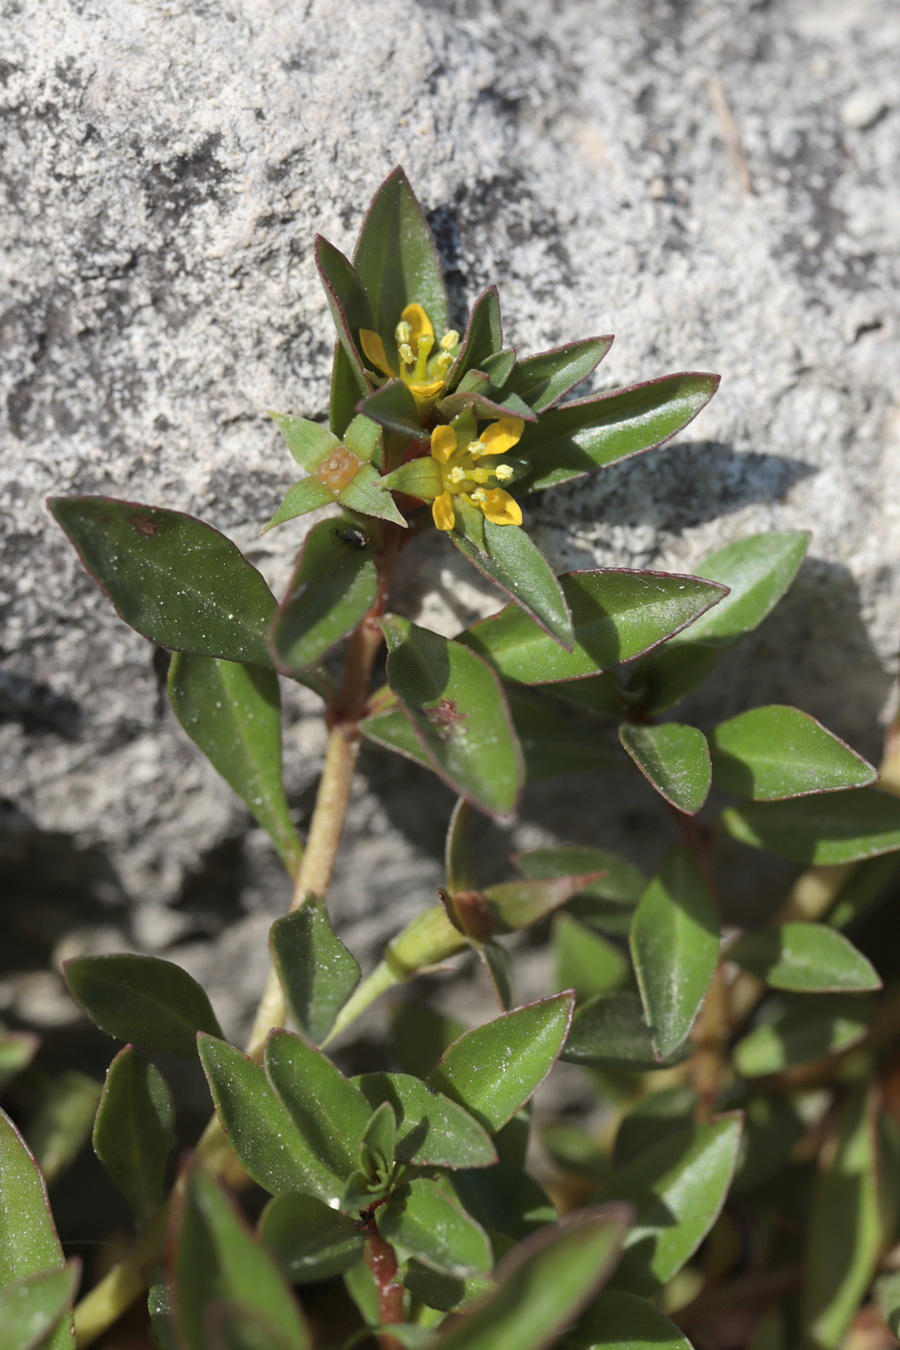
2,0 -> 899,1036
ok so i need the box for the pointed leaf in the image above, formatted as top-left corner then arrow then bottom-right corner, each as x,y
447,286 -> 503,390
0,1032 -> 39,1093
516,846 -> 645,936
197,1034 -> 340,1203
595,1115 -> 743,1295
450,521 -> 574,649
330,339 -> 365,438
460,570 -> 727,685
0,1263 -> 79,1350
261,477 -> 334,534
563,991 -> 686,1070
445,797 -> 475,894
506,691 -> 622,780
270,519 -> 378,674
801,1086 -> 882,1350
378,1178 -> 492,1278
554,915 -> 630,1002
337,463 -> 407,525
353,167 -> 448,343
620,723 -> 711,815
269,415 -> 343,472
383,616 -> 523,818
48,498 -> 276,666
359,704 -> 432,768
626,642 -> 720,716
436,1209 -> 632,1350
498,337 -> 614,412
172,1166 -> 310,1350
710,706 -> 876,800
451,1156 -> 556,1242
63,954 -> 223,1057
402,1261 -> 491,1314
354,1073 -> 496,1169
314,234 -> 375,389
270,905 -> 360,1045
733,995 -> 875,1077
264,1029 -> 370,1193
356,378 -> 424,436
566,1289 -> 694,1349
427,993 -> 574,1133
258,1193 -> 364,1284
0,1110 -> 73,1350
169,655 -> 301,872
436,388 -> 536,425
671,532 -> 809,647
25,1072 -> 100,1186
630,849 -> 720,1061
613,1086 -> 698,1169
728,922 -> 880,992
721,788 -> 900,864
92,1046 -> 174,1225
476,939 -> 515,1010
482,875 -> 606,935
514,374 -> 719,494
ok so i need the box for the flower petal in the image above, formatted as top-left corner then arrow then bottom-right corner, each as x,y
410,378 -> 446,402
401,303 -> 434,344
479,416 -> 525,456
430,425 -> 458,465
432,493 -> 456,531
479,488 -> 522,527
359,329 -> 394,378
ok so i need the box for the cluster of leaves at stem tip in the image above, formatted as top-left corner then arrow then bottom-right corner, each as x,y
5,166 -> 900,1350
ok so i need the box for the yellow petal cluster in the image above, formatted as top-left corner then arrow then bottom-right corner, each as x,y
429,416 -> 524,532
360,304 -> 459,412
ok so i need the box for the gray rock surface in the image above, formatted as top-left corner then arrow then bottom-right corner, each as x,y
2,0 -> 898,1037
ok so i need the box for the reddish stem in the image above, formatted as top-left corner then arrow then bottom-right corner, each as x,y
365,1232 -> 405,1347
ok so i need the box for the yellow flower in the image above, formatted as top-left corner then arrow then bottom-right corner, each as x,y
359,304 -> 459,412
430,415 -> 524,531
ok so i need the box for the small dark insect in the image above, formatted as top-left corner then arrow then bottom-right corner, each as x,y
336,527 -> 368,549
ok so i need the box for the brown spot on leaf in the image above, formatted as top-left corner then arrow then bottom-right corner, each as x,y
425,698 -> 466,741
129,512 -> 160,537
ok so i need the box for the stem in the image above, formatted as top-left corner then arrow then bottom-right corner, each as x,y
365,1233 -> 405,1349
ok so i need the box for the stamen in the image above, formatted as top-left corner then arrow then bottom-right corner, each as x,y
435,351 -> 453,373
447,466 -> 467,484
395,320 -> 412,345
399,342 -> 414,366
440,330 -> 460,351
470,489 -> 487,502
494,464 -> 514,481
467,440 -> 487,458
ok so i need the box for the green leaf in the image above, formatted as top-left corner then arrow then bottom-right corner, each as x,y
613,1087 -> 697,1169
445,797 -> 475,894
619,723 -> 711,815
262,478 -> 335,535
827,853 -> 900,931
451,522 -> 575,651
476,940 -> 515,1009
731,1095 -> 805,1193
392,1004 -> 466,1080
197,1035 -> 341,1203
264,1029 -> 370,1194
382,456 -> 444,499
0,1110 -> 72,1350
801,1086 -> 882,1350
48,498 -> 276,667
0,1263 -> 79,1350
359,704 -> 432,769
330,340 -> 365,438
270,519 -> 378,674
506,691 -> 622,781
270,414 -> 344,472
625,642 -> 720,716
554,915 -> 630,1002
169,655 -> 301,873
733,995 -> 875,1077
314,234 -> 375,389
354,1073 -> 496,1169
358,1101 -> 396,1187
630,849 -> 720,1061
514,373 -> 719,494
460,570 -> 728,685
402,1261 -> 491,1314
92,1047 -> 175,1225
173,1165 -> 310,1350
721,788 -> 900,864
595,1115 -> 743,1295
566,1289 -> 694,1349
63,955 -> 223,1058
447,287 -> 503,390
515,846 -> 646,936
0,1033 -> 39,1093
481,348 -> 517,391
563,992 -> 686,1071
727,922 -> 880,993
482,875 -> 605,935
427,993 -> 574,1134
22,1071 -> 100,1187
337,464 -> 407,525
671,532 -> 809,647
437,388 -> 536,425
378,1178 -> 492,1278
383,616 -> 523,818
435,1208 -> 631,1350
270,905 -> 360,1046
258,1193 -> 364,1284
498,337 -> 613,413
451,1157 -> 556,1242
710,706 -> 876,800
356,379 -> 423,436
353,167 -> 449,345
